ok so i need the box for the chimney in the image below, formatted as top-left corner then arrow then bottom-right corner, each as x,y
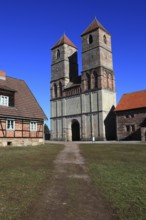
0,70 -> 6,80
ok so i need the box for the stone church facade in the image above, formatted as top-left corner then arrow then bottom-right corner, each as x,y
50,18 -> 116,141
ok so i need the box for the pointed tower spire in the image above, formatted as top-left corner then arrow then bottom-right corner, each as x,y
81,18 -> 109,36
52,34 -> 77,49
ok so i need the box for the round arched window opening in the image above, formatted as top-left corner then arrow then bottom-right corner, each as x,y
59,81 -> 62,97
56,49 -> 60,59
54,83 -> 57,98
87,34 -> 93,44
103,35 -> 107,44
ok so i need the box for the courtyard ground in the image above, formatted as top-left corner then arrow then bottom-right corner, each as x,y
21,142 -> 115,220
0,142 -> 146,220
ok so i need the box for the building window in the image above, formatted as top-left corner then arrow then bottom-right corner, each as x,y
30,121 -> 37,131
93,72 -> 98,88
126,125 -> 130,132
86,73 -> 91,90
125,114 -> 134,119
131,125 -> 135,132
54,83 -> 57,98
87,34 -> 93,44
103,35 -> 107,44
56,49 -> 60,59
59,81 -> 62,97
6,119 -> 15,130
0,95 -> 9,106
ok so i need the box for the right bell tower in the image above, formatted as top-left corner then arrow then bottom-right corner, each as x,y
81,18 -> 116,140
81,18 -> 115,91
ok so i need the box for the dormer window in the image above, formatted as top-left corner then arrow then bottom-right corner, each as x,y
0,95 -> 9,106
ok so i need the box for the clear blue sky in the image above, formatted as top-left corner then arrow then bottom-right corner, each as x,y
0,0 -> 146,127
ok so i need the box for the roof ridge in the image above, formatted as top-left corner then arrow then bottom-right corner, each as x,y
123,89 -> 146,95
52,34 -> 77,50
81,18 -> 110,36
6,75 -> 24,82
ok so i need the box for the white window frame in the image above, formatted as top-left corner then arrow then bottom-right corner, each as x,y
30,121 -> 37,132
6,119 -> 15,130
0,95 -> 9,106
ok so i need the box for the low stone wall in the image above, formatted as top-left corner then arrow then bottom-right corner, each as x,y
141,127 -> 146,141
0,138 -> 44,147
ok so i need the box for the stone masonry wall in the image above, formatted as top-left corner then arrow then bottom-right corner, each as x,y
116,109 -> 146,140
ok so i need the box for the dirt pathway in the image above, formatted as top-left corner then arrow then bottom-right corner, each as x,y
23,142 -> 116,220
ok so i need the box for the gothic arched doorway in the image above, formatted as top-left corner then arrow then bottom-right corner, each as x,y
71,120 -> 80,141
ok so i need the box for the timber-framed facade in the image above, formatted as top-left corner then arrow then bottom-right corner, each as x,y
0,70 -> 47,146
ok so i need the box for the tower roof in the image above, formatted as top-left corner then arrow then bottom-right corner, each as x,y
81,18 -> 110,36
52,34 -> 77,50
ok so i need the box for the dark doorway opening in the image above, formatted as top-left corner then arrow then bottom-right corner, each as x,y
72,120 -> 80,141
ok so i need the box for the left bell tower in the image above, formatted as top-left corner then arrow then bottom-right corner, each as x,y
51,34 -> 78,99
50,34 -> 78,140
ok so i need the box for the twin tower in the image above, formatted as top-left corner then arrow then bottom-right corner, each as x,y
50,18 -> 116,141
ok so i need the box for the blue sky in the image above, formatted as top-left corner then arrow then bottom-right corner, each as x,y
0,0 -> 146,127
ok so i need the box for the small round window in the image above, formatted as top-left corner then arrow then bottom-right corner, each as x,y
56,49 -> 60,59
87,34 -> 93,44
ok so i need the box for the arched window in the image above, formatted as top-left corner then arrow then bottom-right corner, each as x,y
86,73 -> 91,90
54,83 -> 57,98
59,81 -> 62,97
103,35 -> 107,44
51,85 -> 53,98
107,73 -> 112,89
87,34 -> 93,44
56,49 -> 60,59
93,72 -> 98,88
107,73 -> 109,88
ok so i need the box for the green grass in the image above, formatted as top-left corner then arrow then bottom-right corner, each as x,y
80,143 -> 146,220
0,144 -> 64,220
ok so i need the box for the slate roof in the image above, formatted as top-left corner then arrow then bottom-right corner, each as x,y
52,34 -> 77,49
0,75 -> 47,120
81,18 -> 110,36
115,90 -> 146,112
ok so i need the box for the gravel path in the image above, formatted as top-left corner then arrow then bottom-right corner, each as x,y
23,142 -> 116,220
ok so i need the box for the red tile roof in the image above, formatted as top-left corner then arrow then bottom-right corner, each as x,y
52,34 -> 77,49
81,18 -> 110,36
115,90 -> 146,112
0,75 -> 47,120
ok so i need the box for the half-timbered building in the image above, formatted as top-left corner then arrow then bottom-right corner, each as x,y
0,70 -> 47,146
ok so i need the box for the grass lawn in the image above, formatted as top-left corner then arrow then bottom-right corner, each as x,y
0,143 -> 64,220
80,143 -> 146,220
